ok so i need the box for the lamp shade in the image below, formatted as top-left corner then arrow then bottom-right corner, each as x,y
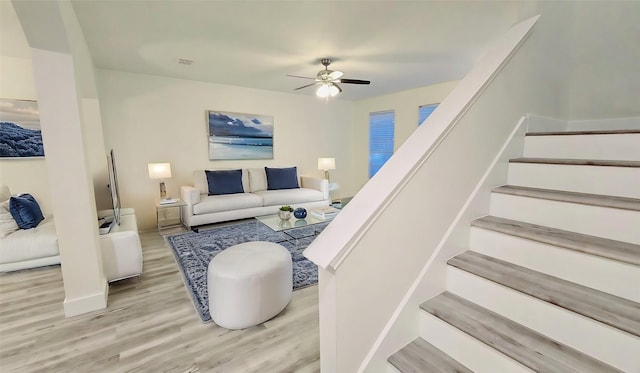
148,163 -> 172,179
316,83 -> 331,98
317,157 -> 336,171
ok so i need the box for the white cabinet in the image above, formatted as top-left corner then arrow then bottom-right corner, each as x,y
98,209 -> 142,282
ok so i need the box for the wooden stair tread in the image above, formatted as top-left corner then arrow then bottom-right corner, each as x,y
388,338 -> 473,373
471,216 -> 640,266
492,185 -> 640,211
421,292 -> 623,373
448,251 -> 640,337
509,157 -> 640,168
526,129 -> 640,136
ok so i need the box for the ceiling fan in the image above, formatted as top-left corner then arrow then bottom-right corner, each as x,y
287,58 -> 371,98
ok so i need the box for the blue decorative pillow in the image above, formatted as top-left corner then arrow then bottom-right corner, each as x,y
205,169 -> 244,195
265,167 -> 300,190
9,193 -> 44,229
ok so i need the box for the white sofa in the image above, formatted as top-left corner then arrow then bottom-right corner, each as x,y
0,185 -> 60,272
181,168 -> 330,229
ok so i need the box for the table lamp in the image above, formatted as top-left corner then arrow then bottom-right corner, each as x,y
148,163 -> 172,199
317,157 -> 336,182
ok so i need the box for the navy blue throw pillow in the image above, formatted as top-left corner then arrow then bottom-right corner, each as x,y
265,167 -> 300,190
205,169 -> 244,195
9,193 -> 45,229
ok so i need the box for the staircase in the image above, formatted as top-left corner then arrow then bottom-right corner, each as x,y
388,129 -> 640,372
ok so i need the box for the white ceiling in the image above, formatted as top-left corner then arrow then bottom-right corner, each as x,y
4,1 -> 525,101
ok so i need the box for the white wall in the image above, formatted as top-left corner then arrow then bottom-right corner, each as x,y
351,81 -> 459,191
563,1 -> 640,119
96,70 -> 354,231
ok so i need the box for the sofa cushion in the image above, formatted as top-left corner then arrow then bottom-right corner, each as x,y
0,200 -> 19,238
254,188 -> 324,206
0,216 -> 58,264
265,167 -> 299,190
9,194 -> 44,229
248,168 -> 267,192
193,193 -> 263,215
205,169 -> 244,195
195,169 -> 249,195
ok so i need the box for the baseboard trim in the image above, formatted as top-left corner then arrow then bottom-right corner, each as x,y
63,280 -> 108,317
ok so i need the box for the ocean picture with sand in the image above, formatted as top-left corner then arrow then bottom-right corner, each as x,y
207,111 -> 273,160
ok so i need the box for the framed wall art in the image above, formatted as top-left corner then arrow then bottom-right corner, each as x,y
0,98 -> 44,158
206,110 -> 273,160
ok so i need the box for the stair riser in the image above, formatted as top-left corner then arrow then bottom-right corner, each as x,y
489,193 -> 640,244
469,227 -> 640,302
507,163 -> 640,199
523,134 -> 640,161
418,310 -> 534,373
446,267 -> 640,372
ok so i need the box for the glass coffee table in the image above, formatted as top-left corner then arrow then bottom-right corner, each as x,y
255,213 -> 331,232
255,213 -> 334,250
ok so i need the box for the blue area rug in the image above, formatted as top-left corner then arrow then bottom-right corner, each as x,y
166,219 -> 329,323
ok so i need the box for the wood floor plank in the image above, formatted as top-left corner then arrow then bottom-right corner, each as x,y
492,185 -> 640,211
526,129 -> 640,136
0,231 -> 320,372
388,337 -> 473,373
509,158 -> 640,168
421,292 -> 623,373
471,216 -> 640,266
448,251 -> 640,337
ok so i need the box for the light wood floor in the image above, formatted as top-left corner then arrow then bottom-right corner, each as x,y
0,231 -> 320,372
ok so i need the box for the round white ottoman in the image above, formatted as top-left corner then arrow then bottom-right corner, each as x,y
208,241 -> 292,329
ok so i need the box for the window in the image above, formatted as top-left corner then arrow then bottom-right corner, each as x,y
418,103 -> 438,126
369,111 -> 395,178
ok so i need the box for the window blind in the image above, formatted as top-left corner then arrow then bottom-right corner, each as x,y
369,111 -> 395,178
418,103 -> 438,126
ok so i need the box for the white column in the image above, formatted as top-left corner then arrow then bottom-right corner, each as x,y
31,48 -> 107,316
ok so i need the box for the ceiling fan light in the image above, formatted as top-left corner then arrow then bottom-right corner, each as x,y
316,83 -> 331,98
329,84 -> 340,96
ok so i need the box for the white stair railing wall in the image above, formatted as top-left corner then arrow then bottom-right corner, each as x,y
302,15 -> 569,373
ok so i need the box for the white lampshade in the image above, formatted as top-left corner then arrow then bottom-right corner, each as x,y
316,83 -> 340,98
148,163 -> 172,179
316,83 -> 331,98
328,84 -> 340,97
318,157 -> 336,171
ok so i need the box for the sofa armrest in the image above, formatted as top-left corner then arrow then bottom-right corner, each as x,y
181,185 -> 201,206
300,176 -> 329,200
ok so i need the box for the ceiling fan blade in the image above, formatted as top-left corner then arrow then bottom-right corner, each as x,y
286,74 -> 315,80
328,70 -> 344,80
339,78 -> 371,85
294,82 -> 319,90
335,83 -> 342,93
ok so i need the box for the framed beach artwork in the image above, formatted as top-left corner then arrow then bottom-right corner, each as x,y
0,98 -> 44,158
206,110 -> 273,160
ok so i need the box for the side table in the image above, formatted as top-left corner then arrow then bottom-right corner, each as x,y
155,199 -> 187,231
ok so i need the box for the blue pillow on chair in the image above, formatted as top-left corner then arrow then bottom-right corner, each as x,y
205,169 -> 244,195
265,167 -> 300,190
9,193 -> 45,229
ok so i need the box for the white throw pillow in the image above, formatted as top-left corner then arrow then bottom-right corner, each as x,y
0,200 -> 20,238
0,185 -> 10,202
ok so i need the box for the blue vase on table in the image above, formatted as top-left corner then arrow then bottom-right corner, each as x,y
294,208 -> 307,219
